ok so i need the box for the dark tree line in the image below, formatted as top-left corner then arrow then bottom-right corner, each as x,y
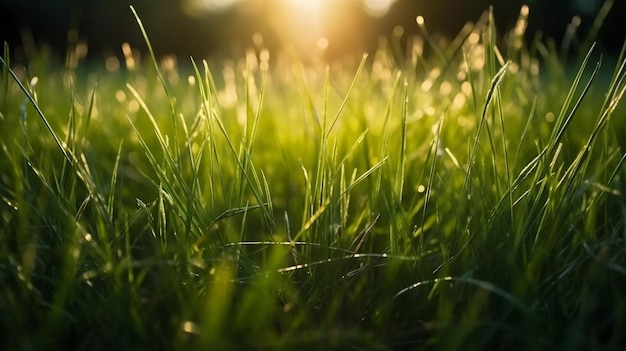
0,0 -> 623,61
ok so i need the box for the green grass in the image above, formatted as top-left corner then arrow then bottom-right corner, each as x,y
2,4 -> 626,350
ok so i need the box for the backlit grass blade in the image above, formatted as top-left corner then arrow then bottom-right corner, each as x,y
130,6 -> 179,160
2,42 -> 9,106
456,60 -> 511,229
548,43 -> 598,150
326,54 -> 368,138
0,56 -> 74,165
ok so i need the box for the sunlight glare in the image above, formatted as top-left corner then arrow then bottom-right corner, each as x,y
182,0 -> 238,16
363,0 -> 397,17
183,0 -> 399,18
275,0 -> 329,55
285,0 -> 325,13
179,0 -> 401,58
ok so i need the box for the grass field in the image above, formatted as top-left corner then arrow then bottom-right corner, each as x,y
2,4 -> 626,350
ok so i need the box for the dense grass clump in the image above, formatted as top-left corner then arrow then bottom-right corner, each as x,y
2,4 -> 626,350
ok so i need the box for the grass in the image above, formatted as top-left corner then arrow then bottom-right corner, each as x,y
2,3 -> 626,350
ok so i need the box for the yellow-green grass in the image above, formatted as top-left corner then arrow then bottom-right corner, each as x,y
1,4 -> 626,350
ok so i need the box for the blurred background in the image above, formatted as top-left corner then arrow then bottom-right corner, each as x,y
1,0 -> 624,63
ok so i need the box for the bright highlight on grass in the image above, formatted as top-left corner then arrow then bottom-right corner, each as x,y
2,2 -> 626,350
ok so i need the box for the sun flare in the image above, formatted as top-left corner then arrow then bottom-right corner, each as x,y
284,0 -> 325,13
181,0 -> 401,56
183,0 -> 398,17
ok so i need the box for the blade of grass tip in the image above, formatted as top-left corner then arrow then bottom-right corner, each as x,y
335,128 -> 369,173
194,71 -> 247,189
209,104 -> 273,226
107,141 -> 124,223
191,58 -> 217,209
126,83 -> 189,194
584,70 -> 626,148
0,56 -> 74,165
237,64 -> 268,207
234,69 -> 253,203
426,20 -> 476,87
201,59 -> 231,210
547,57 -> 602,190
291,59 -> 321,130
394,79 -> 408,202
601,42 -> 626,111
247,63 -> 268,158
560,15 -> 582,63
455,61 -> 511,231
444,21 -> 475,65
2,42 -> 9,106
421,115 -> 444,252
340,157 -> 388,196
83,81 -> 97,141
203,59 -> 222,109
177,108 -> 197,176
579,0 -> 614,58
326,54 -> 368,138
462,49 -> 479,123
58,80 -> 78,202
416,16 -> 447,66
509,5 -> 530,63
485,7 -> 498,75
513,98 -> 537,166
129,5 -> 179,160
311,67 -> 330,215
65,77 -> 77,153
548,43 -> 597,151
495,77 -> 514,224
175,84 -> 205,233
484,7 -> 501,178
486,103 -> 540,227
19,82 -> 30,188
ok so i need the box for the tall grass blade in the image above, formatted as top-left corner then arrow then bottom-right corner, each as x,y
0,57 -> 74,165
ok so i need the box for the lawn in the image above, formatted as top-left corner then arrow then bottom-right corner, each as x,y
1,4 -> 626,350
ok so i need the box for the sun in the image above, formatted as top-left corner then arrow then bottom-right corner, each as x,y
272,0 -> 330,52
183,0 -> 398,18
283,0 -> 326,13
362,0 -> 398,17
181,0 -> 400,57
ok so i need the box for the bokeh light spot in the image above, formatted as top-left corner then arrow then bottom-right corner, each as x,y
105,56 -> 120,72
317,37 -> 329,51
